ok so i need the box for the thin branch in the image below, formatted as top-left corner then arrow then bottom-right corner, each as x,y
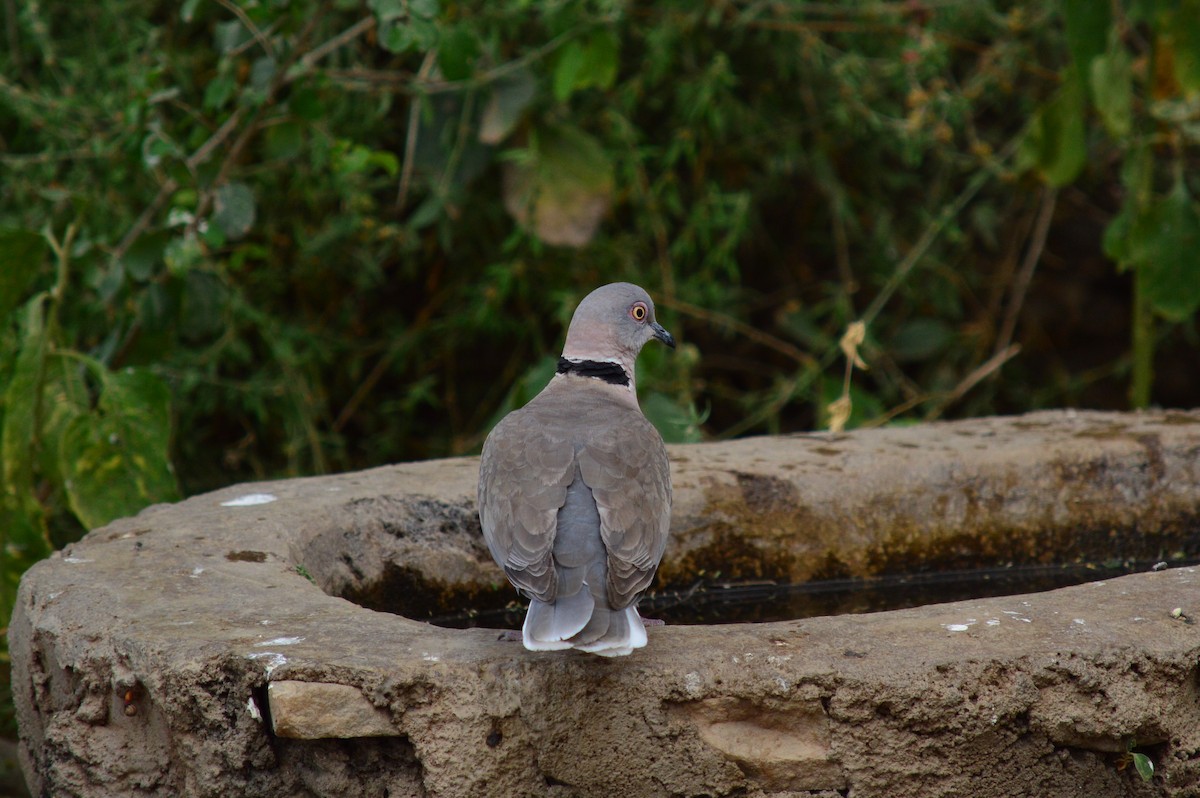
110,108 -> 247,263
214,0 -> 277,58
862,134 -> 1022,328
294,15 -> 376,77
417,24 -> 591,95
112,8 -> 358,264
994,186 -> 1057,359
110,177 -> 179,264
612,110 -> 675,305
332,291 -> 445,433
661,297 -> 816,368
0,148 -> 104,165
924,344 -> 1021,421
831,200 -> 855,299
396,49 -> 438,212
716,132 -> 1025,440
861,344 -> 1022,428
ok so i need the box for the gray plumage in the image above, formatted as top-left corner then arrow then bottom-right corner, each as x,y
478,283 -> 675,656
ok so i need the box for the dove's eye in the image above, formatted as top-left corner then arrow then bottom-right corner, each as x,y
630,303 -> 647,322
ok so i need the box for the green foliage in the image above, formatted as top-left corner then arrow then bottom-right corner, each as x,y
1043,0 -> 1200,405
1133,752 -> 1155,783
1123,738 -> 1155,783
0,227 -> 178,736
59,365 -> 179,531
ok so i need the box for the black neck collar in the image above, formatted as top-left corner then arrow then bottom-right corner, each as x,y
556,357 -> 630,387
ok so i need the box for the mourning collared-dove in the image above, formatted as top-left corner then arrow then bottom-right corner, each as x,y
478,283 -> 675,656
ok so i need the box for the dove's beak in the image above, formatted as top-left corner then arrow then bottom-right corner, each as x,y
651,322 -> 676,349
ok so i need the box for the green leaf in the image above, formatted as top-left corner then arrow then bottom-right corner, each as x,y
0,294 -> 54,609
553,41 -> 587,103
408,0 -> 438,20
378,16 -> 438,54
265,121 -> 305,160
214,20 -> 250,54
407,195 -> 444,230
250,57 -> 277,92
0,229 -> 46,321
580,29 -> 619,92
1170,0 -> 1200,95
367,0 -> 405,22
1021,75 -> 1087,186
479,68 -> 537,145
1090,42 -> 1132,139
123,231 -> 169,282
642,392 -> 703,443
0,505 -> 50,624
137,281 -> 174,332
333,140 -> 399,177
36,356 -> 89,486
2,294 -> 49,505
1061,0 -> 1111,79
181,0 -> 202,22
60,368 -> 179,530
1124,181 -> 1200,321
1102,198 -> 1134,264
290,86 -> 324,121
213,182 -> 256,240
204,69 -> 237,112
180,269 -> 228,342
552,30 -> 620,103
501,123 -> 614,247
438,26 -> 479,82
1132,752 -> 1154,782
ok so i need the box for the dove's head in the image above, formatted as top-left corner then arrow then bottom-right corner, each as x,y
561,283 -> 675,365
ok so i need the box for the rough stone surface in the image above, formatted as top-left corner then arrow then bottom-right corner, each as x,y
268,681 -> 399,739
10,409 -> 1200,797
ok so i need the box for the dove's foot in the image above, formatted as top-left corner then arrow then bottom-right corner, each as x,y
642,618 -> 665,627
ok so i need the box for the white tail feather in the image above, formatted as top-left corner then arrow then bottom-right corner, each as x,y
522,592 -> 594,651
575,607 -> 647,657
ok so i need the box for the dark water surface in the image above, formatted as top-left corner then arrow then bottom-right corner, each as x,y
427,557 -> 1198,630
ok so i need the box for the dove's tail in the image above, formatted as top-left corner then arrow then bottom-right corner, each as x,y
522,589 -> 592,651
572,605 -> 648,657
519,471 -> 650,656
522,599 -> 647,657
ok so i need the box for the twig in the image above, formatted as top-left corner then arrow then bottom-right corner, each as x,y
294,15 -> 376,76
396,49 -> 438,212
994,186 -> 1056,359
112,7 -> 356,264
660,297 -> 816,368
110,109 -> 248,263
332,291 -> 445,433
0,148 -> 103,165
829,194 -> 859,304
717,133 -> 1024,440
862,344 -> 1022,428
214,0 -> 277,58
612,111 -> 675,305
417,24 -> 590,95
924,344 -> 1021,421
862,134 -> 1022,328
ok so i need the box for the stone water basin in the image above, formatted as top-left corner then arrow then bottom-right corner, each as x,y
11,409 -> 1200,797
